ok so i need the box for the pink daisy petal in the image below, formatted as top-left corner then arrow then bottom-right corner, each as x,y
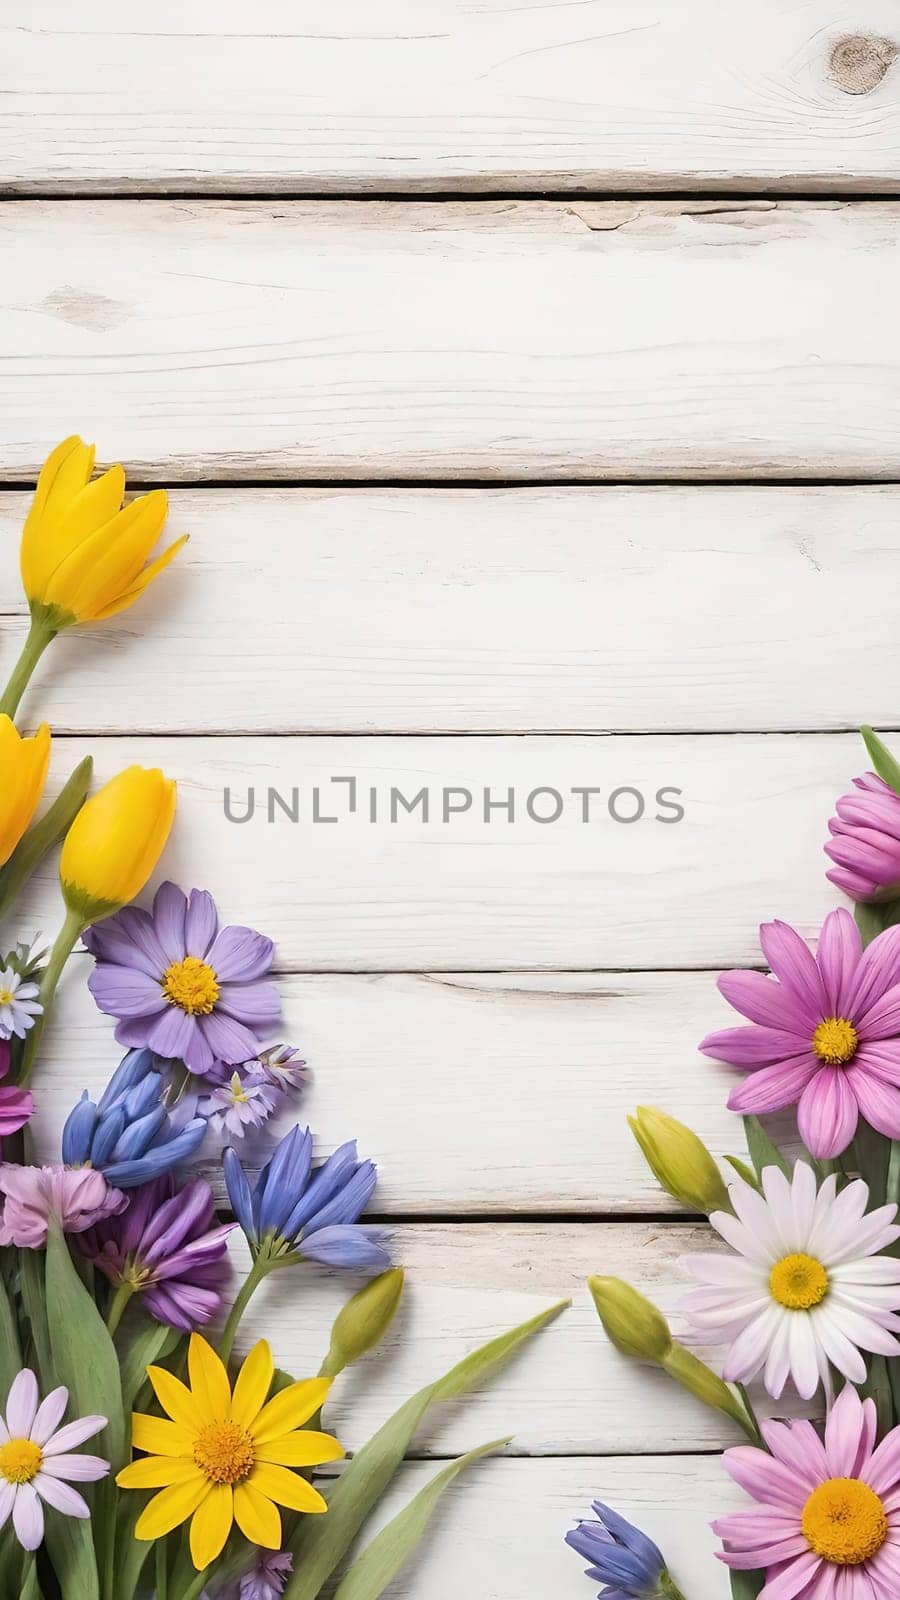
844,1066 -> 900,1142
848,926 -> 900,1022
717,970 -> 807,1029
824,1385 -> 872,1478
759,920 -> 826,1019
816,908 -> 863,1017
700,1025 -> 811,1066
797,1068 -> 859,1158
727,1055 -> 819,1115
724,1445 -> 810,1510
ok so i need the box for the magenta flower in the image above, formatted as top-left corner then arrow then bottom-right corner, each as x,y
700,908 -> 900,1158
0,1370 -> 108,1552
0,1165 -> 126,1249
715,1386 -> 900,1597
79,1175 -> 234,1331
83,883 -> 281,1077
826,772 -> 900,901
0,1041 -> 33,1146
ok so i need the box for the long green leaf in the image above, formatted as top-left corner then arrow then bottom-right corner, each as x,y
730,1573 -> 764,1599
862,726 -> 900,796
284,1299 -> 568,1600
743,1117 -> 790,1179
19,1247 -> 51,1381
332,1438 -> 509,1600
0,1257 -> 21,1402
44,1510 -> 101,1600
0,757 -> 92,920
120,1319 -> 180,1414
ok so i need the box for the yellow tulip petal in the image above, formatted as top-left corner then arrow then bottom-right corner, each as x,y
33,465 -> 127,594
91,534 -> 189,621
146,1366 -> 204,1433
117,1456 -> 202,1491
44,490 -> 168,620
255,1431 -> 345,1469
189,1483 -> 233,1571
130,1413 -> 193,1458
231,1340 -> 274,1430
60,765 -> 177,913
135,1476 -> 210,1542
187,1334 -> 232,1424
248,1463 -> 328,1515
251,1379 -> 332,1444
0,719 -> 50,869
233,1481 -> 282,1551
21,437 -> 94,595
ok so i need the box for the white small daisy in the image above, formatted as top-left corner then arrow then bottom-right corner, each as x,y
680,1161 -> 900,1401
0,968 -> 42,1041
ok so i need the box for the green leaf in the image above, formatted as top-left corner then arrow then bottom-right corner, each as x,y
722,1155 -> 759,1192
0,1258 -> 22,1402
284,1299 -> 568,1600
743,1117 -> 790,1179
0,757 -> 92,921
332,1438 -> 509,1600
730,1574 -> 764,1599
862,726 -> 900,796
44,1508 -> 101,1600
119,1318 -> 181,1415
19,1247 -> 51,1382
866,1353 -> 898,1433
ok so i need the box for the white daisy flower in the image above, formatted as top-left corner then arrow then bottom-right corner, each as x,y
0,1370 -> 108,1551
0,967 -> 41,1041
680,1161 -> 900,1401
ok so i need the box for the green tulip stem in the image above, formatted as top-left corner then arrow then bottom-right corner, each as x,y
106,1282 -> 135,1338
217,1248 -> 291,1366
18,906 -> 84,1087
0,614 -> 57,722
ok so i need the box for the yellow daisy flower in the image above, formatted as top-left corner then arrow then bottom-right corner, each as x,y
116,1333 -> 343,1571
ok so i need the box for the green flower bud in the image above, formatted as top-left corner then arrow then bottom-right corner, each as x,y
587,1276 -> 672,1363
662,1343 -> 756,1436
321,1267 -> 405,1378
629,1105 -> 729,1215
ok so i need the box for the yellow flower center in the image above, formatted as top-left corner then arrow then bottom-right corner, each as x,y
161,956 -> 220,1016
802,1478 -> 887,1565
227,1073 -> 249,1105
0,989 -> 14,1006
0,1439 -> 42,1485
812,1016 -> 859,1065
769,1252 -> 829,1310
193,1421 -> 255,1486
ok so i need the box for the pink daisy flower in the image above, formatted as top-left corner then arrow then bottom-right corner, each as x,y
826,772 -> 900,902
700,908 -> 900,1158
0,1370 -> 108,1552
0,1165 -> 126,1249
715,1385 -> 900,1598
0,1041 -> 33,1146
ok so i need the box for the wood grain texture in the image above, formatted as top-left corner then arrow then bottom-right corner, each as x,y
334,1456 -> 739,1597
2,485 -> 899,734
6,732 -> 862,971
218,1222 -> 800,1458
3,200 -> 900,481
4,3 -> 900,195
32,968 -> 759,1214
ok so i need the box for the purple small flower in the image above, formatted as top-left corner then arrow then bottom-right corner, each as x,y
224,1125 -> 390,1273
566,1502 -> 683,1599
239,1551 -> 293,1600
255,1045 -> 308,1094
202,1067 -> 280,1139
84,883 -> 281,1077
62,1049 -> 206,1187
826,771 -> 900,901
79,1174 -> 234,1331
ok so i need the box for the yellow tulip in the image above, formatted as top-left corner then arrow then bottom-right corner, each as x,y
0,716 -> 51,868
22,435 -> 187,626
60,765 -> 177,922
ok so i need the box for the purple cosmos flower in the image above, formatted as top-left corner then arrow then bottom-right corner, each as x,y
0,1371 -> 108,1552
566,1501 -> 684,1599
62,1048 -> 206,1187
201,1066 -> 281,1139
826,772 -> 900,902
224,1125 -> 390,1273
84,883 -> 281,1077
238,1551 -> 293,1600
0,1041 -> 33,1146
0,1165 -> 126,1249
79,1174 -> 234,1331
700,908 -> 900,1158
255,1045 -> 308,1094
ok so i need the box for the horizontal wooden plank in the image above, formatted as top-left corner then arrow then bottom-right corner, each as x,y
2,486 -> 899,734
6,732 -> 862,971
220,1223 -> 802,1457
5,4 -> 900,195
337,1456 -> 739,1597
3,201 -> 900,480
34,970 -> 773,1215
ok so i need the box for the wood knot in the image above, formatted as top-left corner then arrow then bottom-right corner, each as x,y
829,34 -> 897,94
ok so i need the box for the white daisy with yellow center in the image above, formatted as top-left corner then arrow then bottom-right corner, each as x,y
0,966 -> 42,1042
680,1162 -> 900,1401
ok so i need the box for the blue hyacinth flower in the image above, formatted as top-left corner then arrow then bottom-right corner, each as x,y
224,1124 -> 389,1272
62,1048 -> 206,1187
566,1502 -> 685,1599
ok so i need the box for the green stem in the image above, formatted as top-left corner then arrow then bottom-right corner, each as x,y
106,1282 -> 135,1337
0,614 -> 57,722
180,1565 -> 212,1600
18,905 -> 84,1087
660,1577 -> 688,1600
218,1252 -> 272,1365
155,1536 -> 169,1600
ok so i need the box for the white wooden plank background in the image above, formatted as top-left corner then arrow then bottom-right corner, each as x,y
3,200 -> 900,480
4,3 -> 900,195
2,487 -> 899,734
6,732 -> 865,970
